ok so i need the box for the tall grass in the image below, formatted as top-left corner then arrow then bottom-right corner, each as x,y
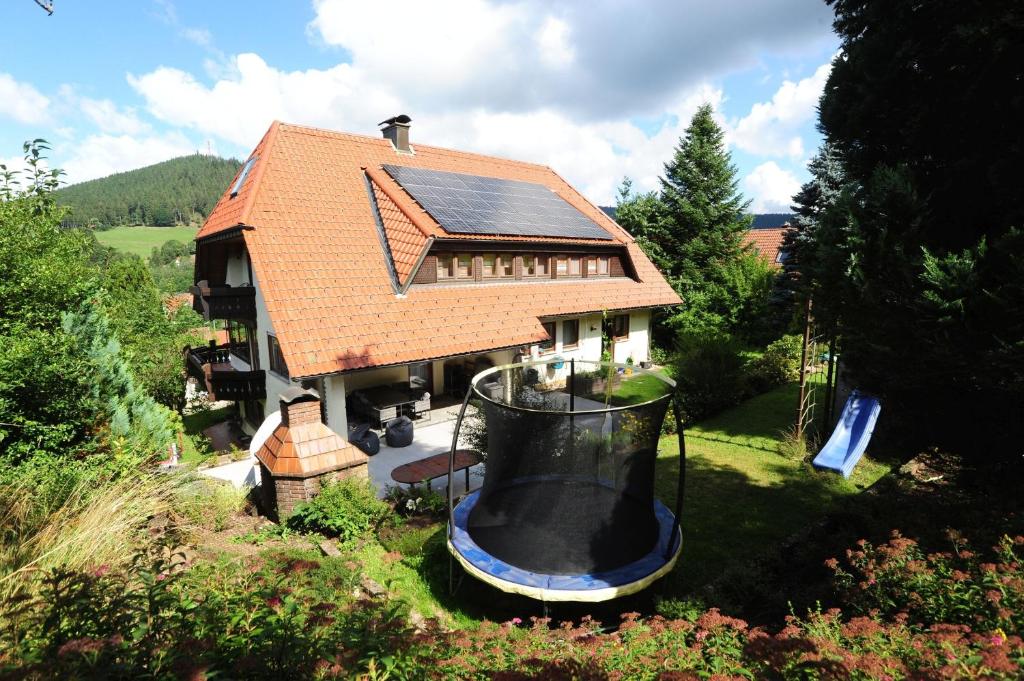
0,469 -> 186,595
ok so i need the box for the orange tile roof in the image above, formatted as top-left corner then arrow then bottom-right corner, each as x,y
256,422 -> 366,478
371,180 -> 429,287
742,227 -> 793,268
198,121 -> 681,378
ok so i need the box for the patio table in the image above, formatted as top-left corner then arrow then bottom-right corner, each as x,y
390,449 -> 482,493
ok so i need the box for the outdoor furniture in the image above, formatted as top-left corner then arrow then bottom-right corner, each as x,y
390,449 -> 483,493
348,423 -> 380,456
385,416 -> 414,447
350,385 -> 417,429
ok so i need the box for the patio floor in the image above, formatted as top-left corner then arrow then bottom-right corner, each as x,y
367,414 -> 484,498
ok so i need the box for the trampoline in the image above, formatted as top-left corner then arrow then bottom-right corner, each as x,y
446,359 -> 685,602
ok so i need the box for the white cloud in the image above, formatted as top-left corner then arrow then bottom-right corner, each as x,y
535,16 -> 575,69
61,131 -> 197,184
78,97 -> 150,136
744,161 -> 801,212
731,61 -> 831,159
0,72 -> 51,124
122,0 -> 834,202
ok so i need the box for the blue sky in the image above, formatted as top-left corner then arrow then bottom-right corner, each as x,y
0,0 -> 838,210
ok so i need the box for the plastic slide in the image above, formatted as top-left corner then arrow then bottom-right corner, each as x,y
812,391 -> 881,478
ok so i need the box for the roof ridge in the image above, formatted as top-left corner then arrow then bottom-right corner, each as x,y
276,120 -> 555,174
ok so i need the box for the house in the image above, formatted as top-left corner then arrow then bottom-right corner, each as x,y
742,215 -> 795,268
186,116 -> 681,442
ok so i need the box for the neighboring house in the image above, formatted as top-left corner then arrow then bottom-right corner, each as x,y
743,215 -> 795,268
186,117 -> 681,438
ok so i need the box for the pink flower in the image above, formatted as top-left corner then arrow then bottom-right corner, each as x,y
156,573 -> 167,581
511,617 -> 522,625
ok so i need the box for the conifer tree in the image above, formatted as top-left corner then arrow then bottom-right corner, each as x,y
658,104 -> 751,289
653,104 -> 759,340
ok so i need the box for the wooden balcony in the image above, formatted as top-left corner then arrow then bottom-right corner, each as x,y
185,342 -> 266,402
190,282 -> 257,321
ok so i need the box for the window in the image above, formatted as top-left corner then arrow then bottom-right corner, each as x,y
587,257 -> 598,275
539,321 -> 556,352
597,256 -> 609,275
522,255 -> 536,276
536,255 -> 549,276
776,249 -> 790,264
268,333 -> 289,378
228,320 -> 251,364
437,254 -> 455,279
606,314 -> 630,340
498,253 -> 514,277
231,156 -> 257,197
562,319 -> 579,348
556,256 -> 568,276
457,253 -> 473,278
569,256 -> 582,276
482,254 -> 497,277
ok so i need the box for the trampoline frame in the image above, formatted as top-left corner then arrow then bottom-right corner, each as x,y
446,358 -> 688,602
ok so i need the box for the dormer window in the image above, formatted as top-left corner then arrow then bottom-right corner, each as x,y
437,254 -> 455,279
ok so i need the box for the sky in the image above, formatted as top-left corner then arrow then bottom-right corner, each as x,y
0,0 -> 838,211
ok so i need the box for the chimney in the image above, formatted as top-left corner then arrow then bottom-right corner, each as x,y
379,114 -> 412,152
279,387 -> 322,427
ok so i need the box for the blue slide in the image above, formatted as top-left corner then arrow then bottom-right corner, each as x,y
812,391 -> 881,478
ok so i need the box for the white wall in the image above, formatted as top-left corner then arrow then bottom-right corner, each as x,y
323,374 -> 348,436
224,248 -> 250,287
236,259 -> 293,434
611,310 -> 651,365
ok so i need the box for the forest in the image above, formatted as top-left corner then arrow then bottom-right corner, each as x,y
55,154 -> 241,228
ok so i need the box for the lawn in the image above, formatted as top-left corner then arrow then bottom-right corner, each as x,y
654,381 -> 890,592
95,225 -> 198,258
333,379 -> 890,623
179,405 -> 234,464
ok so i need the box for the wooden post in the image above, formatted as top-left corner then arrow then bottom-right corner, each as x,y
823,334 -> 837,427
795,297 -> 812,439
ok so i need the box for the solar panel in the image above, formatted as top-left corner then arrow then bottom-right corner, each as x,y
382,165 -> 613,240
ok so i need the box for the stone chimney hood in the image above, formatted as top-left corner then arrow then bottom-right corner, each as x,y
379,114 -> 412,152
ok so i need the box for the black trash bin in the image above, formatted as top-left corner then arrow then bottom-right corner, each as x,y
385,416 -> 414,448
348,423 -> 380,456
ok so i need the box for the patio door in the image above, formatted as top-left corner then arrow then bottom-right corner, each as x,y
408,362 -> 433,394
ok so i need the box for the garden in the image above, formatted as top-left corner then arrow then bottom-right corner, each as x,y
3,0 -> 1024,676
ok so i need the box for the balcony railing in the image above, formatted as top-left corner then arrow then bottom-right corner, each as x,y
185,342 -> 266,402
190,282 -> 257,321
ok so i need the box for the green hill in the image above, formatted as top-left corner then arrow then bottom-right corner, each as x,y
56,154 -> 242,228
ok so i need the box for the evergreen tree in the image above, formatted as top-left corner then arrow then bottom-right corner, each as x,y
654,104 -> 758,341
818,0 -> 1024,457
658,104 -> 751,288
782,143 -> 850,332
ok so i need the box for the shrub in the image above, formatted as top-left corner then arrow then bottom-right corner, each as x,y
287,477 -> 391,542
829,530 -> 1024,634
177,478 -> 250,532
748,334 -> 803,392
672,333 -> 749,424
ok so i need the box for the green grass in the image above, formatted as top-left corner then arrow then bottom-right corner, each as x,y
339,380 -> 889,625
95,225 -> 197,258
655,382 -> 890,591
607,370 -> 671,405
180,406 -> 234,464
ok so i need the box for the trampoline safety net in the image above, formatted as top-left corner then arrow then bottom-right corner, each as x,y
466,360 -> 674,575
